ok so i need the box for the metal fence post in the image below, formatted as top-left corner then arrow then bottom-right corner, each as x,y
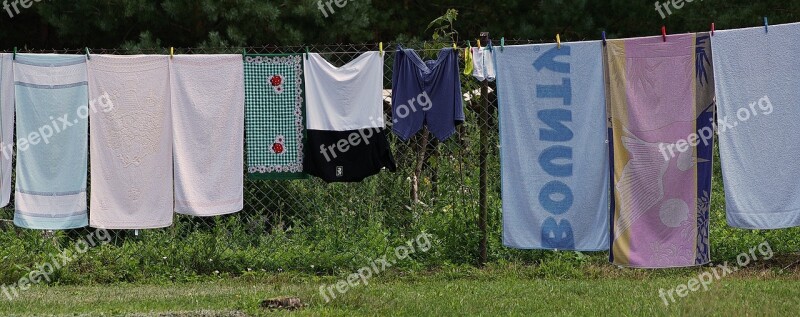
478,32 -> 490,267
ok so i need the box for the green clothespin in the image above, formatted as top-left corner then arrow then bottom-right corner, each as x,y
85,47 -> 91,60
501,37 -> 505,52
242,48 -> 246,57
13,47 -> 16,60
305,46 -> 310,60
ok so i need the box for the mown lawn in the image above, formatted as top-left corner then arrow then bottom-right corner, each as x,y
1,264 -> 799,316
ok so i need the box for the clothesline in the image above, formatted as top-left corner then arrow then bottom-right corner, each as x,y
0,39 -> 555,56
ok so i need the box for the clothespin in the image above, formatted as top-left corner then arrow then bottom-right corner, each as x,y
242,48 -> 246,57
556,34 -> 561,49
379,42 -> 383,56
662,26 -> 667,42
711,23 -> 715,36
467,40 -> 471,48
13,47 -> 16,60
305,46 -> 309,60
602,31 -> 607,46
477,39 -> 481,49
500,37 -> 505,52
170,47 -> 174,59
764,17 -> 769,33
85,47 -> 91,60
453,42 -> 457,50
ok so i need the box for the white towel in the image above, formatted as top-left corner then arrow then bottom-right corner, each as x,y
0,54 -> 13,208
87,55 -> 173,229
170,55 -> 244,216
713,23 -> 800,229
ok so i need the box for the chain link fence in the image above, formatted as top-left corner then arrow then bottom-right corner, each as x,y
0,41 -> 547,282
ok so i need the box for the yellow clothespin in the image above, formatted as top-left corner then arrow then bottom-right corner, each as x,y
170,47 -> 174,58
556,34 -> 561,49
453,42 -> 457,50
379,42 -> 383,56
477,39 -> 481,49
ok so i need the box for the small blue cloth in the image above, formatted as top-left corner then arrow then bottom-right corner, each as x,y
713,23 -> 800,229
13,54 -> 88,230
496,41 -> 610,251
391,47 -> 464,141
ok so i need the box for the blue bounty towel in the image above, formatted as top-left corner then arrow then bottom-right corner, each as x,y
13,54 -> 88,229
713,23 -> 800,229
496,41 -> 610,251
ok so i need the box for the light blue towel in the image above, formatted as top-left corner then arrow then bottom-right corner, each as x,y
712,23 -> 800,229
13,54 -> 88,230
0,54 -> 13,208
496,41 -> 610,251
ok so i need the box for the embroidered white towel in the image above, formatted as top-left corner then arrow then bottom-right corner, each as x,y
170,55 -> 244,216
87,55 -> 173,229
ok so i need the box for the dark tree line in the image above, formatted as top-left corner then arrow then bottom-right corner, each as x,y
0,0 -> 798,49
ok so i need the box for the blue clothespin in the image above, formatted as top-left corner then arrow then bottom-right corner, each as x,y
500,37 -> 505,52
85,47 -> 91,60
764,17 -> 769,33
602,31 -> 607,46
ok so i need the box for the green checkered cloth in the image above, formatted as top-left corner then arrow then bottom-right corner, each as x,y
244,54 -> 307,180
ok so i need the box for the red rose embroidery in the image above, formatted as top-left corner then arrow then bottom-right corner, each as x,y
272,143 -> 284,154
270,75 -> 283,87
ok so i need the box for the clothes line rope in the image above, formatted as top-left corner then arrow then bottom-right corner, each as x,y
0,39 -> 560,55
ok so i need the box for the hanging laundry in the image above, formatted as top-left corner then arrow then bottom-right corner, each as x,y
496,42 -> 610,251
463,47 -> 474,76
244,54 -> 307,180
606,33 -> 714,268
88,55 -> 173,229
712,23 -> 800,229
0,53 -> 13,208
470,46 -> 496,82
13,54 -> 89,229
171,55 -> 244,216
392,47 -> 464,141
304,52 -> 396,182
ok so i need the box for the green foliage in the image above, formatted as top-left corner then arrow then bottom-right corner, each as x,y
3,0 -> 800,49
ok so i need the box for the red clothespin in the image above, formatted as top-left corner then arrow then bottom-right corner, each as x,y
711,23 -> 715,36
661,26 -> 667,42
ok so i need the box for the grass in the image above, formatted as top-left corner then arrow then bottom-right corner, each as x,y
2,263 -> 800,316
